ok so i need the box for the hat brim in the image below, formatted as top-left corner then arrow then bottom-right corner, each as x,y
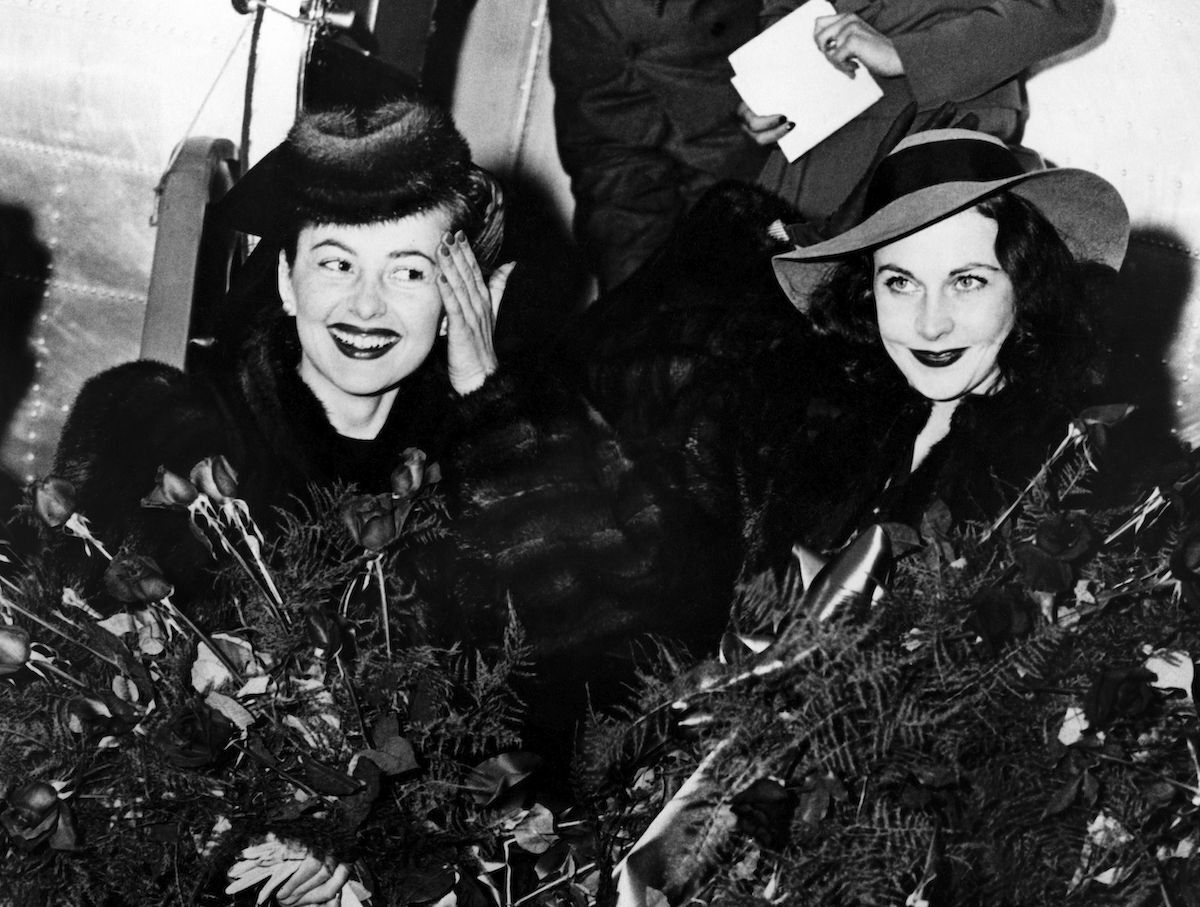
772,168 -> 1129,312
210,145 -> 289,240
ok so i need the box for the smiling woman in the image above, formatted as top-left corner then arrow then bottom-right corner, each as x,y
871,210 -> 1016,403
568,126 -> 1133,613
280,217 -> 451,437
48,99 -> 694,761
752,128 -> 1131,561
51,100 -> 512,581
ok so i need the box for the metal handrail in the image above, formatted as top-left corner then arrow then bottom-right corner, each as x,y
141,136 -> 239,367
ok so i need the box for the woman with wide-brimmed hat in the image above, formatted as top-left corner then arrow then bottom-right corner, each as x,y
756,127 -> 1129,566
571,126 -> 1131,587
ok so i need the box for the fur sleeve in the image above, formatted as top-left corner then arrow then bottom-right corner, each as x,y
437,364 -> 708,660
52,360 -> 235,590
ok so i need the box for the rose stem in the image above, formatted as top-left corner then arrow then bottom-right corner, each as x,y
229,741 -> 323,799
1,599 -> 124,671
161,595 -> 245,685
338,658 -> 372,748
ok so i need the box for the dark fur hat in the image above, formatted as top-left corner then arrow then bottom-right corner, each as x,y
214,98 -> 504,269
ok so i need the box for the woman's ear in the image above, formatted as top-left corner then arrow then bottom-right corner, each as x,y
277,250 -> 298,317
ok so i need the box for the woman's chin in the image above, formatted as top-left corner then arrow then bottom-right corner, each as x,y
301,355 -> 415,403
898,362 -> 1003,403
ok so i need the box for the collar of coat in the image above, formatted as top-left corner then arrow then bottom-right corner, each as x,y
759,378 -> 1077,558
224,315 -> 455,496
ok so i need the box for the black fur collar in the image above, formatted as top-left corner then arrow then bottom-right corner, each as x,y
221,315 -> 453,507
753,379 -> 1076,567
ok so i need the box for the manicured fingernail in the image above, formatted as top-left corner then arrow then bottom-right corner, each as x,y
785,122 -> 796,132
773,115 -> 787,127
438,242 -> 450,256
454,230 -> 466,243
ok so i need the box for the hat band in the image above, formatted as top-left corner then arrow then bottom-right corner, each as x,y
863,139 -> 1024,219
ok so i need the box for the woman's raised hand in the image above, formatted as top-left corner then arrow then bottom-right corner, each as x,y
437,230 -> 516,395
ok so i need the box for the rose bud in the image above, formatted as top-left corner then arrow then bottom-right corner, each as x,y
966,585 -> 1035,657
142,466 -> 200,509
304,605 -> 347,661
1170,526 -> 1200,610
189,455 -> 238,502
156,702 -> 236,769
1012,542 -> 1073,593
103,553 -> 173,604
1034,512 -> 1093,562
1155,456 -> 1200,503
1,782 -> 64,850
0,625 -> 31,677
730,778 -> 795,851
391,448 -> 429,497
29,476 -> 76,529
61,693 -> 139,737
1083,667 -> 1157,732
341,493 -> 405,552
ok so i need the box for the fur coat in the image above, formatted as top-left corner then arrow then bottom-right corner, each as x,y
52,314 -> 701,747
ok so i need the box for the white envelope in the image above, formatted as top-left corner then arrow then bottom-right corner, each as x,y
729,0 -> 883,161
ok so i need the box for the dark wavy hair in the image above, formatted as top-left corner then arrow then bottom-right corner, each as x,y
805,191 -> 1103,398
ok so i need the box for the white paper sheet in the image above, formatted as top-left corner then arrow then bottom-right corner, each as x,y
729,0 -> 883,161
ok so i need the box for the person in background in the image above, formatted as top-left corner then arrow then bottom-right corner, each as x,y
739,0 -> 1105,220
548,0 -> 768,292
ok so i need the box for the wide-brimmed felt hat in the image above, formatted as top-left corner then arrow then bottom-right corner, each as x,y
212,98 -> 503,267
772,129 -> 1130,312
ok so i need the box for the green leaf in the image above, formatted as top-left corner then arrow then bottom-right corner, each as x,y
1041,773 -> 1082,819
373,712 -> 402,743
357,737 -> 418,776
1081,770 -> 1100,807
392,867 -> 456,906
299,753 -> 363,796
466,751 -> 542,806
342,756 -> 382,833
204,691 -> 255,732
513,803 -> 558,854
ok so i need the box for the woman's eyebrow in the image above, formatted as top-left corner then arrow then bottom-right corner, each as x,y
949,263 -> 1003,274
386,249 -> 436,262
874,263 -> 914,277
310,238 -> 353,253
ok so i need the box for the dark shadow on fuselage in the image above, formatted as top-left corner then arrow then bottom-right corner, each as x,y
0,203 -> 50,562
1086,224 -> 1197,484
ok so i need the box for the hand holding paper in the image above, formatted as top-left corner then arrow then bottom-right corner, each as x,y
813,12 -> 905,80
730,0 -> 884,162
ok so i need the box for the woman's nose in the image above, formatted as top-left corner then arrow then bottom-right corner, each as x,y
915,292 -> 953,341
347,282 -> 388,319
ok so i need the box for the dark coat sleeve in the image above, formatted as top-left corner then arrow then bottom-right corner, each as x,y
890,0 -> 1104,107
538,183 -> 816,647
446,176 -> 814,627
757,0 -> 1103,108
437,365 -> 700,659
